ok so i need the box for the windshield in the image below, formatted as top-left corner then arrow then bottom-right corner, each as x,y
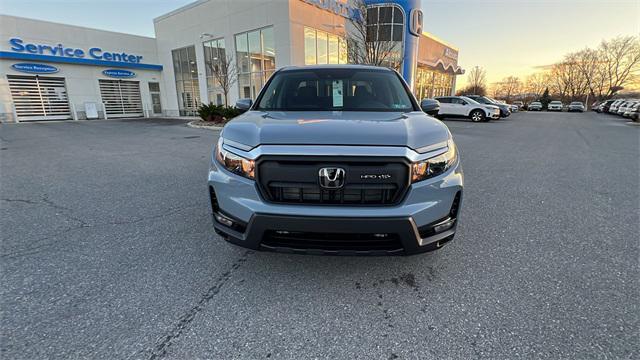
550,101 -> 562,104
571,102 -> 583,105
255,68 -> 416,112
460,96 -> 480,105
474,96 -> 492,104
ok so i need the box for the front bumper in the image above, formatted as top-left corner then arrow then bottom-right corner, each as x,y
208,147 -> 463,255
212,213 -> 459,255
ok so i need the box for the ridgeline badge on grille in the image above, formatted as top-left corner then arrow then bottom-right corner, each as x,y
318,167 -> 346,189
360,174 -> 392,180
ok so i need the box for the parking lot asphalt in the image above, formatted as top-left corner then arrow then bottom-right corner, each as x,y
1,112 -> 638,359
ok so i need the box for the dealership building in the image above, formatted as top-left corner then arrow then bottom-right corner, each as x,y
0,0 -> 463,122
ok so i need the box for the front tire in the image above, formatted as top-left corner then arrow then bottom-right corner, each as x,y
470,110 -> 485,122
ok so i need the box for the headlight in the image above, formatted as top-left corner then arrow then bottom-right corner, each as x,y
215,138 -> 255,179
411,140 -> 457,183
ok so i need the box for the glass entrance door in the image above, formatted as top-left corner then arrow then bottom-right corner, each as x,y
148,82 -> 162,115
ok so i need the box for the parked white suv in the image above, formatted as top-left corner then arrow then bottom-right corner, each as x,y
435,96 -> 500,122
548,101 -> 564,111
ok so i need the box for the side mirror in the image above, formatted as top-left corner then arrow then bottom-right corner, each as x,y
420,99 -> 440,116
235,98 -> 253,112
420,99 -> 438,110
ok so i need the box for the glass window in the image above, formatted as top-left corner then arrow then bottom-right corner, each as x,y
172,51 -> 182,81
235,33 -> 249,73
256,68 -> 416,112
378,25 -> 392,41
303,27 -> 348,66
171,45 -> 200,116
393,7 -> 403,24
367,7 -> 378,24
379,6 -> 393,23
339,38 -> 348,64
317,31 -> 328,64
248,30 -> 262,73
235,26 -> 276,100
304,28 -> 317,65
328,35 -> 339,64
262,27 -> 275,71
304,27 -> 349,65
203,38 -> 228,106
366,5 -> 404,70
392,25 -> 403,41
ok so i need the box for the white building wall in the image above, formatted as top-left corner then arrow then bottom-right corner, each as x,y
154,0 -> 293,112
0,15 -> 164,122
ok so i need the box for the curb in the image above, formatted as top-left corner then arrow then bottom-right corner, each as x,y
187,121 -> 224,130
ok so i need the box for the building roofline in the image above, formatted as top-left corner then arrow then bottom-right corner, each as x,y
421,31 -> 459,52
153,0 -> 210,23
0,14 -> 156,40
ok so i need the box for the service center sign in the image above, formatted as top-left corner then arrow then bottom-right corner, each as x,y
11,62 -> 59,74
8,38 -> 145,64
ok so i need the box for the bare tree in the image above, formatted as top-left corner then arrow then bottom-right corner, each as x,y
466,66 -> 487,95
525,72 -> 549,98
208,54 -> 238,107
550,54 -> 590,102
495,76 -> 521,102
346,0 -> 403,70
598,36 -> 640,97
573,48 -> 606,101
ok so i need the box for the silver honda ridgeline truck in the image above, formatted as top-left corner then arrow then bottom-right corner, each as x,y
208,65 -> 463,255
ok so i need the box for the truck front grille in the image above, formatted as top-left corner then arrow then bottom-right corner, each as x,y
256,156 -> 410,206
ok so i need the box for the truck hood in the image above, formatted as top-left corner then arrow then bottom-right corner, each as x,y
221,111 -> 451,151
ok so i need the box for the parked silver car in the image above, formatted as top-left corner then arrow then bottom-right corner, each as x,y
528,101 -> 542,111
568,101 -> 585,112
618,100 -> 637,116
609,99 -> 624,114
548,101 -> 563,111
623,101 -> 638,118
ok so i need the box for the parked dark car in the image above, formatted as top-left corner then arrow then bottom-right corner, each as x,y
465,95 -> 510,118
598,99 -> 616,113
420,98 -> 440,116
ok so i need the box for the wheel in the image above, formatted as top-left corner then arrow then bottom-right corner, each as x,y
470,110 -> 485,122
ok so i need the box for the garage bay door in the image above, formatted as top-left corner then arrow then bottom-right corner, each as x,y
7,75 -> 72,121
99,79 -> 143,118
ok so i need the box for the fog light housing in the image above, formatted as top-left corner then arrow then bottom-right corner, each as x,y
432,218 -> 455,233
215,212 -> 234,227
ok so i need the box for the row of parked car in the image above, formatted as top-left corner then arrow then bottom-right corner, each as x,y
526,101 -> 586,112
593,99 -> 639,121
419,95 -> 516,122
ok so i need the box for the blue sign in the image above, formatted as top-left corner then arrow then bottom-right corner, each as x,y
1,38 -> 163,71
102,69 -> 136,78
11,62 -> 59,74
9,38 -> 144,63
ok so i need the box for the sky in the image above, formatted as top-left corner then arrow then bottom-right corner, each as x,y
1,0 -> 639,87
